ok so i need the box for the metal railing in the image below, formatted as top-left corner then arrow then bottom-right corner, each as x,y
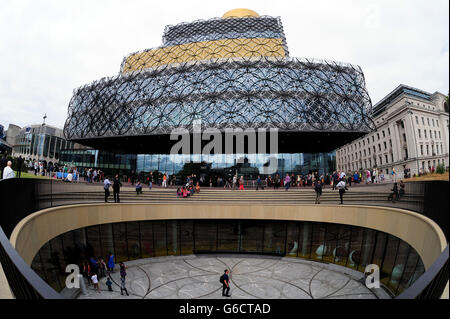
0,178 -> 448,299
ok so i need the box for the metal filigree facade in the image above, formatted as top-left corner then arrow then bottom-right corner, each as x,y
64,15 -> 375,142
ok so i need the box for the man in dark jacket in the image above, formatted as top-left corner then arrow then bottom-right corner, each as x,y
16,156 -> 24,178
332,171 -> 339,190
221,269 -> 231,297
314,181 -> 323,204
113,174 -> 122,203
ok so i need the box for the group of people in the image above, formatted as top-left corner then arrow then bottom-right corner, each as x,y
83,168 -> 105,183
388,180 -> 406,203
103,175 -> 123,203
82,253 -> 129,295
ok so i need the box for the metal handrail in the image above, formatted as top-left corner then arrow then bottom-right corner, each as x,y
0,226 -> 63,299
396,245 -> 449,299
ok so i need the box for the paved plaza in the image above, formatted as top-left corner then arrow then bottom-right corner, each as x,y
75,255 -> 391,299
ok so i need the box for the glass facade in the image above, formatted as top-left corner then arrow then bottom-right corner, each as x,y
60,150 -> 336,179
31,219 -> 424,296
13,126 -> 74,162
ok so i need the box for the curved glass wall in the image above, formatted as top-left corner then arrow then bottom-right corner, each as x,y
31,219 -> 424,296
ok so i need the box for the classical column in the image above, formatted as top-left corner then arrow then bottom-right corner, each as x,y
404,114 -> 418,159
391,123 -> 402,162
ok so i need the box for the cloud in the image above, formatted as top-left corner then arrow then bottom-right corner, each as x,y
0,0 -> 448,131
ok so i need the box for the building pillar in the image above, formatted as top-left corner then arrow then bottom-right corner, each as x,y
391,124 -> 402,163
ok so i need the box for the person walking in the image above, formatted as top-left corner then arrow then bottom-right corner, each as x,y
336,179 -> 348,205
119,262 -> 129,296
2,161 -> 15,179
104,177 -> 112,202
239,176 -> 245,190
113,174 -> 122,203
107,252 -> 115,272
314,180 -> 323,204
221,269 -> 231,297
232,175 -> 237,190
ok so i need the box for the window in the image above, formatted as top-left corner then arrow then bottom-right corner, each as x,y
422,117 -> 425,125
384,142 -> 387,149
389,140 -> 392,147
382,131 -> 385,138
432,119 -> 435,127
427,118 -> 430,126
401,121 -> 405,129
378,144 -> 381,151
420,145 -> 424,156
372,136 -> 375,142
424,130 -> 427,138
418,129 -> 421,138
391,154 -> 394,162
430,130 -> 432,139
368,148 -> 371,155
416,116 -> 419,124
437,120 -> 439,127
403,134 -> 407,142
388,128 -> 390,135
426,145 -> 429,155
385,155 -> 388,163
439,131 -> 441,139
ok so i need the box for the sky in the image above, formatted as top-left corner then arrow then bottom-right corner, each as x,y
0,0 -> 448,130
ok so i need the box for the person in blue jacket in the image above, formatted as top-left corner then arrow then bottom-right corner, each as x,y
107,252 -> 115,272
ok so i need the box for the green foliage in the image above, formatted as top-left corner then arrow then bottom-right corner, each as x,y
436,164 -> 446,174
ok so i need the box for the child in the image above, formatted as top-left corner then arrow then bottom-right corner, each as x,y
106,277 -> 113,292
182,187 -> 188,198
195,182 -> 200,193
91,273 -> 101,293
177,187 -> 181,197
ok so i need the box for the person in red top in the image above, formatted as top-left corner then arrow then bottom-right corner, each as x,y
239,176 -> 245,190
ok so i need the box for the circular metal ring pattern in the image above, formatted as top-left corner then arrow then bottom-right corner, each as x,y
64,15 -> 375,141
